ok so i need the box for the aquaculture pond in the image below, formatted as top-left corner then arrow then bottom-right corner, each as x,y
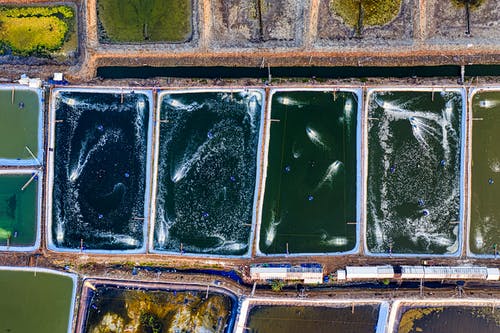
470,90 -> 500,256
84,284 -> 236,333
366,89 -> 463,255
0,173 -> 39,248
398,306 -> 500,333
0,269 -> 75,333
50,90 -> 152,251
246,304 -> 380,333
97,0 -> 192,42
0,87 -> 41,164
260,90 -> 358,254
154,90 -> 262,255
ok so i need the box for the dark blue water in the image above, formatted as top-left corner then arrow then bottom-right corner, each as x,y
154,90 -> 262,255
52,91 -> 150,250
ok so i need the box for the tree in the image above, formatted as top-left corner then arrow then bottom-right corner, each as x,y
270,280 -> 285,292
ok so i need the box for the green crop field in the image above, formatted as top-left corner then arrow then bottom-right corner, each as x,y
330,0 -> 402,28
97,0 -> 192,42
0,6 -> 75,57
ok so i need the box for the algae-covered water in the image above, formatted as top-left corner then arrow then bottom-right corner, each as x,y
51,91 -> 151,251
97,0 -> 192,42
0,173 -> 38,247
246,304 -> 379,333
470,90 -> 500,255
260,90 -> 358,254
398,306 -> 500,333
0,270 -> 74,333
84,285 -> 235,333
367,90 -> 463,255
154,90 -> 262,255
0,88 -> 40,162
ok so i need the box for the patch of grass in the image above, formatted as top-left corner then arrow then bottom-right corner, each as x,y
330,0 -> 402,27
97,0 -> 192,43
0,5 -> 75,57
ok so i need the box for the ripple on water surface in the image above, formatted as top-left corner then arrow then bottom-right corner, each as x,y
52,91 -> 150,250
367,90 -> 463,255
154,91 -> 262,255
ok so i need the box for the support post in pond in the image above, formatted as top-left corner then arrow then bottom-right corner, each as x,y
286,242 -> 289,255
80,238 -> 84,252
268,63 -> 272,84
205,284 -> 210,299
121,88 -> 124,104
11,87 -> 14,104
461,65 -> 465,84
21,173 -> 37,191
25,146 -> 41,166
465,1 -> 471,35
351,303 -> 355,314
431,89 -> 435,101
180,242 -> 183,254
6,236 -> 10,248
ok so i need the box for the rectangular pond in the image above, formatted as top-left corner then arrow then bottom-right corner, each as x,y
395,304 -> 500,333
366,88 -> 465,256
97,0 -> 192,42
259,89 -> 360,255
48,88 -> 153,252
238,300 -> 386,333
81,280 -> 237,333
0,267 -> 76,333
0,170 -> 42,251
469,88 -> 500,256
0,85 -> 43,165
152,89 -> 264,256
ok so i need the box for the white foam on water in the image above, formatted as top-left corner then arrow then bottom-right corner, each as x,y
475,229 -> 484,249
276,96 -> 306,107
489,159 -> 500,172
292,142 -> 302,159
305,125 -> 329,150
315,160 -> 343,190
171,139 -> 211,183
479,100 -> 498,108
155,206 -> 171,249
265,210 -> 281,247
99,232 -> 139,247
68,129 -> 122,182
321,236 -> 349,247
246,95 -> 258,132
56,223 -> 64,244
447,225 -> 459,253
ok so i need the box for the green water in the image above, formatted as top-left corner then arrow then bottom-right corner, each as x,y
97,0 -> 192,42
470,91 -> 500,255
246,304 -> 379,333
367,90 -> 463,254
0,89 -> 39,160
0,174 -> 38,247
0,270 -> 74,333
260,90 -> 358,254
398,306 -> 500,333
